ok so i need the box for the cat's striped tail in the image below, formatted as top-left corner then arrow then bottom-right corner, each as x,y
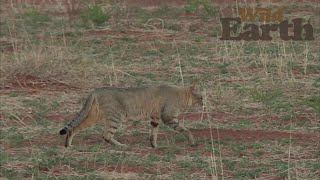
59,93 -> 96,135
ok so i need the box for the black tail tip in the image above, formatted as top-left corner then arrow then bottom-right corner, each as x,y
59,129 -> 67,135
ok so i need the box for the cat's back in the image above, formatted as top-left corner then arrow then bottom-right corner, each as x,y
92,85 -> 183,103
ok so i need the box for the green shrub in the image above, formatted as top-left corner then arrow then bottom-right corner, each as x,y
82,5 -> 110,27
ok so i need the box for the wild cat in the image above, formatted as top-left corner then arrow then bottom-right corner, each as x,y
59,84 -> 203,148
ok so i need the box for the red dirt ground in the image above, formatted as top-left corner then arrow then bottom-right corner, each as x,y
127,0 -> 320,6
46,162 -> 208,177
19,0 -> 319,7
8,126 -> 316,151
2,76 -> 319,177
40,163 -> 169,177
0,74 -> 80,94
46,163 -> 163,175
191,128 -> 319,143
2,76 -> 317,150
179,112 -> 319,125
124,128 -> 319,146
78,162 -> 170,174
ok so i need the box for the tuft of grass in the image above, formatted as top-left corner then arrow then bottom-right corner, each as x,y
9,92 -> 18,97
251,142 -> 264,149
230,119 -> 252,129
0,151 -> 9,164
184,0 -> 217,19
73,165 -> 95,173
209,27 -> 220,37
95,151 -> 158,166
190,152 -> 210,169
7,133 -> 24,146
244,43 -> 260,55
305,95 -> 320,115
31,148 -> 73,174
306,64 -> 320,74
313,77 -> 320,87
24,8 -> 50,29
153,4 -> 170,17
178,159 -> 193,169
185,0 -> 216,15
0,168 -> 19,179
250,88 -> 292,112
235,168 -> 264,179
230,142 -> 248,156
184,0 -> 200,13
23,98 -> 60,123
253,150 -> 264,157
172,170 -> 192,179
131,129 -> 144,135
307,161 -> 320,172
202,0 -> 217,17
165,22 -> 182,31
162,151 -> 176,162
216,63 -> 230,74
121,37 -> 138,43
81,5 -> 110,27
193,36 -> 205,43
223,159 -> 237,171
147,154 -> 160,165
33,119 -> 51,128
23,98 -> 49,120
12,134 -> 24,145
22,98 -> 48,110
273,160 -> 291,177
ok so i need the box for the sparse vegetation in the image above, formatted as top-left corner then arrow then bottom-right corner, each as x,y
0,0 -> 319,179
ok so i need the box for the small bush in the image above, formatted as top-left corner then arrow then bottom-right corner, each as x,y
81,5 -> 110,27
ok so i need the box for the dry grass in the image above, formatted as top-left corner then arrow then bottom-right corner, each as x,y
1,0 -> 319,179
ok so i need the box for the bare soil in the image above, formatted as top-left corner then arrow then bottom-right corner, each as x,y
1,74 -> 80,95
